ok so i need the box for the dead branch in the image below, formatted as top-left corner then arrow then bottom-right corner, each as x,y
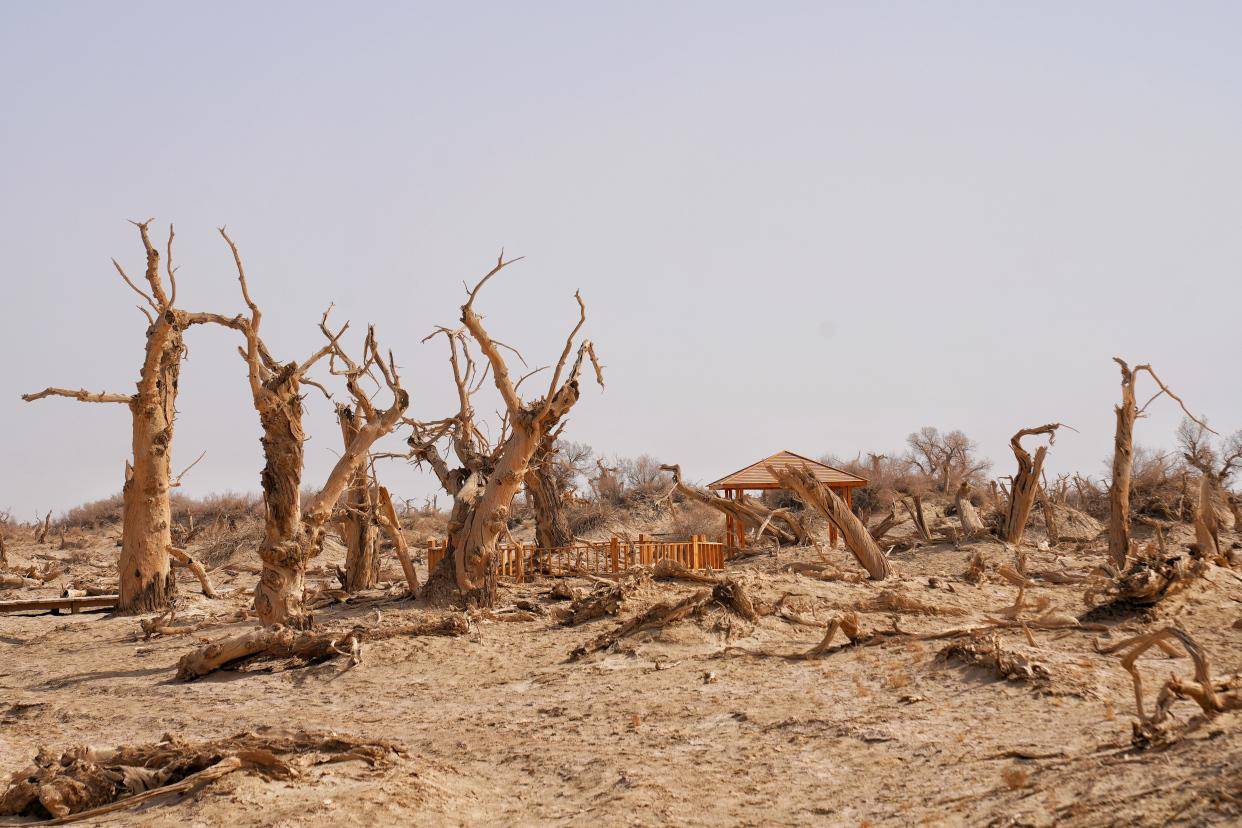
168,546 -> 217,598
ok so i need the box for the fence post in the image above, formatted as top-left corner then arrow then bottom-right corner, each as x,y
690,535 -> 700,570
610,536 -> 619,574
516,542 -> 525,583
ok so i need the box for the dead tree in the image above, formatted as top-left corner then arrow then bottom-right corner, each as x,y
414,255 -> 603,608
21,221 -> 245,613
1108,359 -> 1211,568
524,431 -> 575,549
1003,424 -> 1063,546
659,464 -> 807,546
34,511 -> 51,545
1038,485 -> 1060,545
218,229 -> 408,626
768,463 -> 891,580
954,482 -> 985,536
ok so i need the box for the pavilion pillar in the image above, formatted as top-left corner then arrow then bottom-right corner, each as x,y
827,485 -> 838,548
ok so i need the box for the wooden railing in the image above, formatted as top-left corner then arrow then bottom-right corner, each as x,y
425,535 -> 724,582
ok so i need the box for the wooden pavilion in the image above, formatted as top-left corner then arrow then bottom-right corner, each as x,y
709,450 -> 868,548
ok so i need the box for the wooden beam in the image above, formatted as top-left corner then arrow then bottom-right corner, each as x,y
0,594 -> 119,614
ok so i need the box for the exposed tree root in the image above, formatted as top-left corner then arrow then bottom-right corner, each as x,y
1095,626 -> 1242,747
569,578 -> 759,660
937,632 -> 1051,686
0,730 -> 403,822
176,614 -> 469,679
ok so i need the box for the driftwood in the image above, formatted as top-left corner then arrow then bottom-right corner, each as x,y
868,504 -> 900,542
768,463 -> 891,580
0,730 -> 402,823
857,589 -> 966,617
176,614 -> 469,679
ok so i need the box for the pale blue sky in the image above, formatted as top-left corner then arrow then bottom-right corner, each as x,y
2,2 -> 1240,517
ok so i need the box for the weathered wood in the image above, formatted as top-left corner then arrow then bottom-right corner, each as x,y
768,463 -> 891,580
0,595 -> 119,614
1003,424 -> 1063,545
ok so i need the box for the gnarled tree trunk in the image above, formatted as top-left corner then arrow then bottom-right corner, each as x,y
1003,424 -> 1062,546
416,256 -> 603,609
525,434 -> 574,550
217,229 -> 409,627
1109,361 -> 1139,568
338,406 -> 381,592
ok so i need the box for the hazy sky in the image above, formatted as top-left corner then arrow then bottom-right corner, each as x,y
2,2 -> 1240,518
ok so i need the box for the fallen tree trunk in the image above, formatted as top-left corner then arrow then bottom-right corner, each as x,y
176,614 -> 469,679
768,463 -> 891,580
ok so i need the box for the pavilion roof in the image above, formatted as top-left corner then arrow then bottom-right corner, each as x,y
708,450 -> 868,490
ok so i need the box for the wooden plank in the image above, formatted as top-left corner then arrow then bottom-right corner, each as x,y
0,595 -> 119,614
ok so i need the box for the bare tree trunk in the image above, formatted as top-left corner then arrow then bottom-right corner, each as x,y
254,392 -> 310,627
769,464 -> 891,580
338,407 -> 380,592
1003,424 -> 1062,546
525,435 -> 574,550
955,482 -> 985,536
1109,361 -> 1139,568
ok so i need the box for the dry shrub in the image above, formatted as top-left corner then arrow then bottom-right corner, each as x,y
667,500 -> 723,540
1001,767 -> 1030,790
60,494 -> 125,529
569,500 -> 616,536
196,517 -> 263,569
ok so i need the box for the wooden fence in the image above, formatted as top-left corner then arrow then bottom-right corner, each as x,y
425,535 -> 724,582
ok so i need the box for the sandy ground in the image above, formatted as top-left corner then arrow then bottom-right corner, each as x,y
1,524 -> 1240,827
